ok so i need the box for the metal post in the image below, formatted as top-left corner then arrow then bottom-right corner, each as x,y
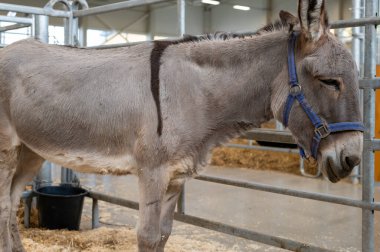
362,0 -> 377,251
177,0 -> 185,37
61,167 -> 79,185
78,17 -> 87,46
32,14 -> 49,43
175,0 -> 186,214
352,0 -> 364,184
35,161 -> 52,188
71,3 -> 80,46
177,187 -> 185,214
72,0 -> 89,46
23,193 -> 33,228
63,15 -> 73,45
353,0 -> 364,68
92,198 -> 100,228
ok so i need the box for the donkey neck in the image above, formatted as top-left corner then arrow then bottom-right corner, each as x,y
170,31 -> 290,127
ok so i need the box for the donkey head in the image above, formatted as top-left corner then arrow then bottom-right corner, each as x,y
272,0 -> 363,182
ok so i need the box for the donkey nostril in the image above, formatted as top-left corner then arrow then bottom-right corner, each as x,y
345,156 -> 361,169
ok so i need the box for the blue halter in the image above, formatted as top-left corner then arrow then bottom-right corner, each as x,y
282,32 -> 365,159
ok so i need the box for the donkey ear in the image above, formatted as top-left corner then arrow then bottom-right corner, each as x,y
279,10 -> 299,26
298,0 -> 329,41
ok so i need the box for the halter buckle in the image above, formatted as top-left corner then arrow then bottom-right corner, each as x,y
289,84 -> 302,96
315,124 -> 330,139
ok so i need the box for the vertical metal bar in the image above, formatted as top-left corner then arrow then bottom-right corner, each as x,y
175,0 -> 186,214
177,187 -> 185,214
23,196 -> 33,228
33,14 -> 49,43
35,161 -> 52,188
177,0 -> 185,37
352,0 -> 364,184
61,167 -> 77,184
353,0 -> 363,67
63,4 -> 73,45
363,0 -> 377,251
77,17 -> 86,47
71,3 -> 80,46
64,17 -> 72,45
72,1 -> 89,47
92,198 -> 100,229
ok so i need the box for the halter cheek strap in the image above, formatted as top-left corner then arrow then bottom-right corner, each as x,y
282,32 -> 365,160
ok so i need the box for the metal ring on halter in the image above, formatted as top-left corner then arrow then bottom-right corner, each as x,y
315,124 -> 330,139
289,84 -> 302,96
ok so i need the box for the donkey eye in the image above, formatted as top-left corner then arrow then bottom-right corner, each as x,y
319,79 -> 340,91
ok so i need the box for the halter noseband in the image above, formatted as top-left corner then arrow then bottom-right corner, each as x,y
282,32 -> 365,160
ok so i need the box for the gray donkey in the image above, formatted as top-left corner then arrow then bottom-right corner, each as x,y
0,0 -> 363,251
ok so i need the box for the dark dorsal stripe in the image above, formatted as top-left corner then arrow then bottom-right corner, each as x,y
150,41 -> 173,135
150,38 -> 195,135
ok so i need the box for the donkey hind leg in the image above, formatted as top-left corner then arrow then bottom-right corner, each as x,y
0,147 -> 20,252
137,167 -> 170,252
156,178 -> 185,252
10,146 -> 44,252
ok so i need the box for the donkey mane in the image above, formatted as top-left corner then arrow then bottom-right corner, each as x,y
255,19 -> 291,35
181,19 -> 290,44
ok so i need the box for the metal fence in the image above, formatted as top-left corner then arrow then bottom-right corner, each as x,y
1,0 -> 379,251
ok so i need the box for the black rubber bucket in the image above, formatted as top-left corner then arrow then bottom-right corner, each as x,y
35,186 -> 88,230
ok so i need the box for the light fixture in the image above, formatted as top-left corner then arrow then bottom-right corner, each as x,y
233,5 -> 250,11
201,0 -> 220,5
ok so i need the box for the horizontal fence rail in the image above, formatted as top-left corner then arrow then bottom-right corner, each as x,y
369,139 -> 380,151
0,23 -> 30,32
0,15 -> 32,24
73,0 -> 168,17
243,129 -> 295,143
359,78 -> 380,89
0,3 -> 69,17
225,143 -> 299,153
88,191 -> 334,252
331,16 -> 380,29
195,175 -> 380,211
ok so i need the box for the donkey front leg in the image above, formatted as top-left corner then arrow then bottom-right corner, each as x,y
137,167 -> 169,252
0,147 -> 20,252
156,179 -> 185,252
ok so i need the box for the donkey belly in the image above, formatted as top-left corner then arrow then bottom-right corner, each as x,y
30,148 -> 138,175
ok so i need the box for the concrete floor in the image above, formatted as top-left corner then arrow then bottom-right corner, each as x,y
76,166 -> 380,252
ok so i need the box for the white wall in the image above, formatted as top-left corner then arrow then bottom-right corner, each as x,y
209,0 -> 268,32
150,3 -> 204,37
82,9 -> 148,34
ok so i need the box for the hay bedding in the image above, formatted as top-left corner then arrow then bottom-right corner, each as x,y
211,139 -> 318,176
209,121 -> 318,175
18,205 -> 256,252
20,226 -> 255,252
